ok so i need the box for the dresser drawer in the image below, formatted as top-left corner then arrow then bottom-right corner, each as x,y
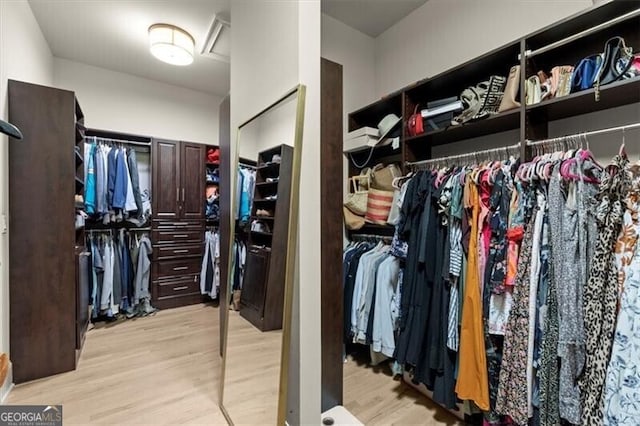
155,275 -> 200,298
152,229 -> 203,245
152,219 -> 204,230
156,258 -> 201,278
154,243 -> 203,260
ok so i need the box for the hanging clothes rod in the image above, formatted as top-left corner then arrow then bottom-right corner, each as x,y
88,136 -> 151,148
407,142 -> 521,169
526,122 -> 640,146
87,227 -> 151,233
239,163 -> 257,170
350,234 -> 393,242
524,8 -> 640,59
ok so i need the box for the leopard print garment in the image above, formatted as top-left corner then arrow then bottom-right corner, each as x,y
580,153 -> 630,425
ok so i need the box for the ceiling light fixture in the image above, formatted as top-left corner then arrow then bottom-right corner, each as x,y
148,23 -> 195,66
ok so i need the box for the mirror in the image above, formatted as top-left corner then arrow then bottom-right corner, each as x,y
220,86 -> 305,425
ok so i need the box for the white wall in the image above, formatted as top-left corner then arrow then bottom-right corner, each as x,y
230,1 -> 321,424
374,0 -> 593,96
0,0 -> 54,402
321,14 -> 376,139
54,58 -> 221,143
238,95 -> 297,160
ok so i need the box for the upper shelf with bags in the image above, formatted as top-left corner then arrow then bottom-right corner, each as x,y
346,1 -> 640,168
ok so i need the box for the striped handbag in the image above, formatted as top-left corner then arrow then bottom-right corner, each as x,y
365,187 -> 394,225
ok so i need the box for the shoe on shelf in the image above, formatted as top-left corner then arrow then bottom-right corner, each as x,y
266,177 -> 279,183
272,154 -> 281,164
265,194 -> 278,200
256,209 -> 273,217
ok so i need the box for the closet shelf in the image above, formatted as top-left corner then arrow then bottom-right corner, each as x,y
256,181 -> 278,187
251,230 -> 273,236
253,198 -> 278,203
257,162 -> 280,171
75,176 -> 85,191
251,215 -> 275,220
206,162 -> 220,167
348,223 -> 396,236
405,108 -> 520,147
526,76 -> 640,122
75,149 -> 83,167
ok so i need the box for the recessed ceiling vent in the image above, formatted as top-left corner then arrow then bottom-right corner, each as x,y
201,14 -> 230,63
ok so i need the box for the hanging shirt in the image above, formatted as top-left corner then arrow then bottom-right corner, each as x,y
112,149 -> 128,209
455,175 -> 490,411
85,143 -> 96,214
372,255 -> 400,358
123,150 -> 138,212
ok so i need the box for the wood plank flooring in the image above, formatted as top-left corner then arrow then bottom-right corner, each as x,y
222,311 -> 282,425
343,354 -> 465,426
8,303 -> 227,425
8,303 -> 466,425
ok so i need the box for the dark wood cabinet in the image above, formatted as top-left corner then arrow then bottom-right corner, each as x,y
8,80 -> 78,383
76,249 -> 90,351
241,247 -> 271,314
152,139 -> 180,219
151,140 -> 206,309
181,142 -> 206,219
240,144 -> 293,331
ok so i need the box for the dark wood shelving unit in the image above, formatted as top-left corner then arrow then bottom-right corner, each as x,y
526,76 -> 640,121
405,108 -> 520,147
338,4 -> 640,421
240,144 -> 294,332
346,1 -> 640,173
347,223 -> 396,237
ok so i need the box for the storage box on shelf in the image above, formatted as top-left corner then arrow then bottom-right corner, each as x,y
346,92 -> 403,178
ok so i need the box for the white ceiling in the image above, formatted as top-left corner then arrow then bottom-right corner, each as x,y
322,0 -> 428,37
29,0 -> 230,96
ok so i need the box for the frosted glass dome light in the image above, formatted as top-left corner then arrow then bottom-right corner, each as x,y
149,24 -> 195,66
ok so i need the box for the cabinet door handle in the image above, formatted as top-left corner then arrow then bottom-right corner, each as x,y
174,249 -> 189,254
173,286 -> 189,291
173,266 -> 188,271
176,187 -> 180,202
182,188 -> 185,203
174,234 -> 189,238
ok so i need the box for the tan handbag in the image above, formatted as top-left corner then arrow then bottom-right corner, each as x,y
370,163 -> 401,191
344,206 -> 365,230
344,173 -> 370,216
365,188 -> 394,225
552,65 -> 574,98
498,65 -> 521,112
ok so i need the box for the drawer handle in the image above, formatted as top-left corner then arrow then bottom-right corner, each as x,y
174,234 -> 189,238
172,222 -> 187,226
174,249 -> 189,254
173,286 -> 189,291
173,266 -> 188,271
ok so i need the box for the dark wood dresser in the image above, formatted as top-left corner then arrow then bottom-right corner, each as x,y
151,139 -> 206,309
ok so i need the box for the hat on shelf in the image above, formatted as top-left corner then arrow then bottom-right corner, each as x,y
0,119 -> 22,140
376,114 -> 401,143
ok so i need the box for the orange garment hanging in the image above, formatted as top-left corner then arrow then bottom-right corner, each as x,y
454,174 -> 490,411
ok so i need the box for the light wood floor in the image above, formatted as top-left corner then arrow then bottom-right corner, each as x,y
8,303 -> 467,425
8,303 -> 227,425
344,354 -> 466,425
222,311 -> 282,425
